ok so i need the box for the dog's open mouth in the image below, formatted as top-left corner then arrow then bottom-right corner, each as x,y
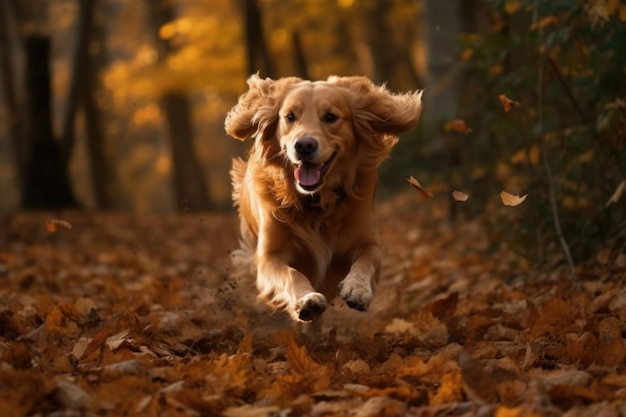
294,151 -> 337,192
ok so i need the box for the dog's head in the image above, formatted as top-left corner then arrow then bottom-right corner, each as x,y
225,74 -> 423,197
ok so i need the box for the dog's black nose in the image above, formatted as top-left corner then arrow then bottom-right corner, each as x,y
294,136 -> 318,157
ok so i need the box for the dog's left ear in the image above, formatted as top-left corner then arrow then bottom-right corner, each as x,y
327,76 -> 423,137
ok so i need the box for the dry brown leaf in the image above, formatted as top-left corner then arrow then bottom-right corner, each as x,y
452,190 -> 469,202
384,318 -> 417,334
499,94 -> 520,112
406,176 -> 434,199
500,191 -> 528,206
46,219 -> 72,233
444,119 -> 473,134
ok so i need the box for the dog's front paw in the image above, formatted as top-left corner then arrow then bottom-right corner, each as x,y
295,293 -> 328,322
339,278 -> 373,312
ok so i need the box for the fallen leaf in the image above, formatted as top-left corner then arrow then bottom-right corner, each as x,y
384,318 -> 417,334
500,191 -> 528,206
452,190 -> 469,202
106,330 -> 130,351
407,176 -> 434,200
46,219 -> 72,233
499,94 -> 520,112
444,119 -> 473,134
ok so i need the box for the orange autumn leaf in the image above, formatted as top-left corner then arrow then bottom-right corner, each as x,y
430,369 -> 464,405
500,191 -> 528,206
452,190 -> 469,202
444,119 -> 473,134
499,94 -> 520,112
530,15 -> 558,30
407,176 -> 434,200
46,219 -> 72,233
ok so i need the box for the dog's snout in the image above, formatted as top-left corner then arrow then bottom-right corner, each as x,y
294,137 -> 318,157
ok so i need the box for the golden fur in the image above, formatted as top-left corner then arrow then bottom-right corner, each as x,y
225,74 -> 422,322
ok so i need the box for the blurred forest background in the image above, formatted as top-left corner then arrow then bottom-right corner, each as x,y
0,0 -> 625,263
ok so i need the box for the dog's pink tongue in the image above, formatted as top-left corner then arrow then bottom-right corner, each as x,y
295,163 -> 321,187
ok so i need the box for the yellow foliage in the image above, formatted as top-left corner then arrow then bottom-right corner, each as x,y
504,0 -> 520,14
461,48 -> 474,62
489,64 -> 504,75
155,155 -> 171,174
510,145 -> 540,166
132,103 -> 162,126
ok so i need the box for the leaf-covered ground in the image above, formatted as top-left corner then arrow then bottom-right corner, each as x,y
1,195 -> 625,417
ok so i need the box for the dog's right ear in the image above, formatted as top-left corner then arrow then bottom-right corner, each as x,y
225,74 -> 276,141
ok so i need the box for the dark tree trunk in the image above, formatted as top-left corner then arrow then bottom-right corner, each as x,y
61,0 -> 94,168
367,0 -> 393,86
83,0 -> 117,209
162,92 -> 211,211
148,0 -> 211,211
242,0 -> 275,77
22,36 -> 77,209
0,0 -> 25,193
292,30 -> 308,79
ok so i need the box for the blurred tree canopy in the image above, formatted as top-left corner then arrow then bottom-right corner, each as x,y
0,0 -> 624,263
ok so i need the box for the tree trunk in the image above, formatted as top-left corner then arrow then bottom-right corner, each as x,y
21,36 -> 77,209
0,0 -> 25,194
162,92 -> 211,211
148,0 -> 211,211
292,30 -> 308,79
422,0 -> 461,148
83,0 -> 117,209
367,0 -> 393,86
60,0 -> 94,169
242,0 -> 275,77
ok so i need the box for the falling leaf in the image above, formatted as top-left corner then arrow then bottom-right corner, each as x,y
407,176 -> 434,200
500,191 -> 528,206
499,94 -> 520,112
46,219 -> 72,232
444,119 -> 472,134
452,191 -> 469,202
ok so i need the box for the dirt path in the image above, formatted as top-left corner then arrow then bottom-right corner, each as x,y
1,196 -> 625,416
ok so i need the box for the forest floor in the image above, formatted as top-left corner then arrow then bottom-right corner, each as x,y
1,193 -> 625,417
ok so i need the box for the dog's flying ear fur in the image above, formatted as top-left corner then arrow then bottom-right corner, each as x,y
327,76 -> 423,137
225,74 -> 303,141
327,76 -> 423,166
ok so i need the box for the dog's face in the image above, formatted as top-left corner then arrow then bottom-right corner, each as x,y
225,75 -> 423,198
277,83 -> 355,194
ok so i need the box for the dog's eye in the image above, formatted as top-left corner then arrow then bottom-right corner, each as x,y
324,112 -> 338,123
285,113 -> 296,122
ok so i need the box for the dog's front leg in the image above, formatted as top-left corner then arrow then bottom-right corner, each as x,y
256,257 -> 328,322
339,244 -> 381,311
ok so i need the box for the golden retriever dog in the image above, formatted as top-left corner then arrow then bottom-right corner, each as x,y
225,74 -> 422,323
